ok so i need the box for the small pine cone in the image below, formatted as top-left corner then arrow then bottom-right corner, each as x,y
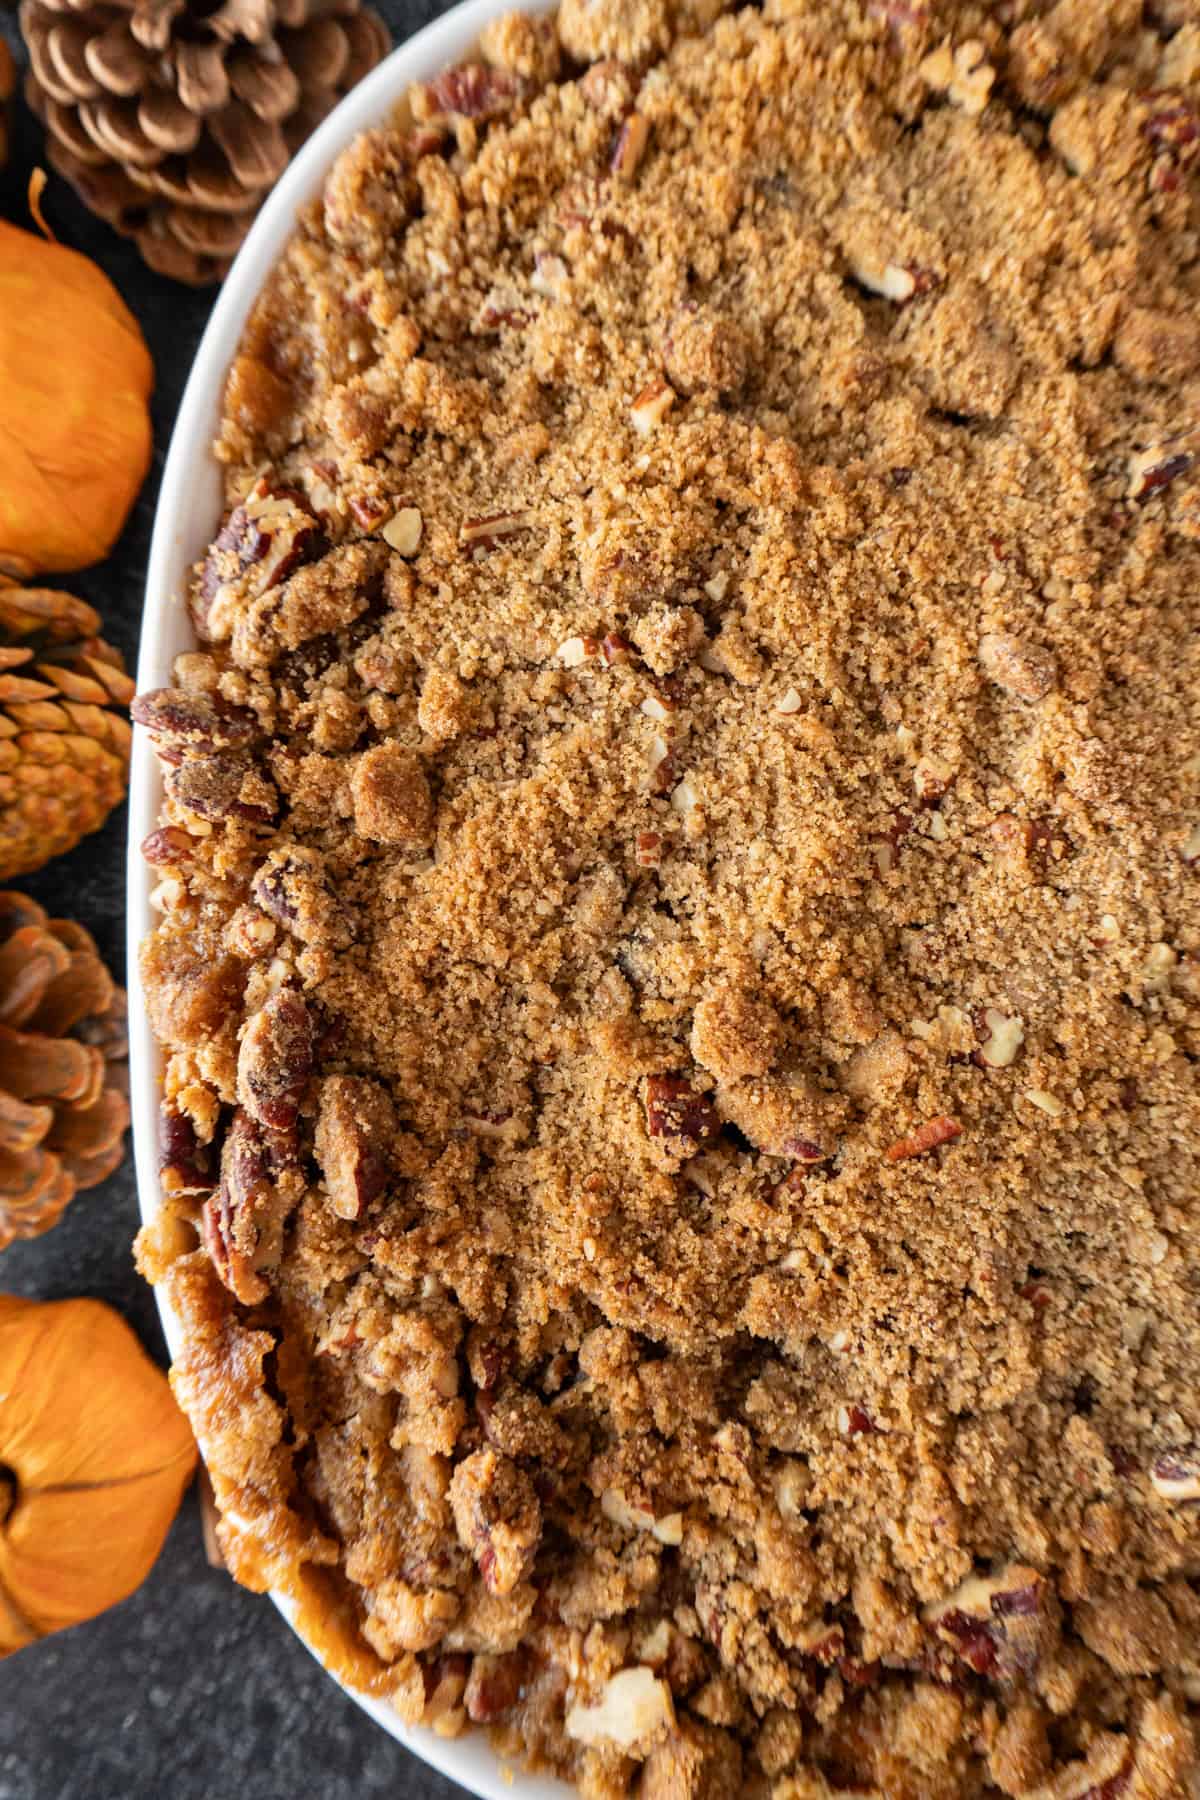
0,579 -> 134,880
0,890 -> 129,1249
21,0 -> 391,285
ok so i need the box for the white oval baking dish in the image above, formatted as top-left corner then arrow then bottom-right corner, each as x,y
126,3 -> 571,1793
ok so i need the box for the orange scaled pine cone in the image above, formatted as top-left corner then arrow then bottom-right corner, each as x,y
0,891 -> 129,1248
0,579 -> 134,879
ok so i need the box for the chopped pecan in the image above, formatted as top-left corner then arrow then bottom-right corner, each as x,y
611,112 -> 650,179
978,631 -> 1056,701
463,1650 -> 527,1722
194,482 -> 324,640
645,1073 -> 719,1151
1149,1447 -> 1200,1502
141,826 -> 196,867
130,688 -> 261,757
251,845 -> 351,947
871,810 -> 914,876
236,990 -> 314,1131
415,62 -> 523,122
448,1447 -> 541,1596
165,753 -> 278,826
313,1074 -> 395,1220
1128,441 -> 1194,502
203,1106 -> 299,1304
923,1564 -> 1057,1680
459,511 -> 534,551
885,1115 -> 962,1162
1143,90 -> 1200,192
158,1104 -> 214,1195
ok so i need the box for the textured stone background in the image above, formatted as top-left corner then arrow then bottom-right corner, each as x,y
0,5 -> 469,1794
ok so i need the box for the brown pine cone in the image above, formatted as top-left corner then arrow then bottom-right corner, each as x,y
0,891 -> 129,1248
0,580 -> 134,881
20,0 -> 391,285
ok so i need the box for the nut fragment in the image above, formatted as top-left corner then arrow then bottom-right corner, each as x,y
1150,1449 -> 1200,1502
194,480 -> 324,641
165,753 -> 277,826
978,632 -> 1056,701
557,635 -> 599,668
314,1074 -> 395,1220
974,1008 -> 1025,1070
884,1114 -> 961,1162
131,687 -> 260,756
460,511 -> 533,550
414,61 -> 523,122
565,1666 -> 675,1751
850,257 -> 939,303
250,845 -> 350,948
631,379 -> 676,436
923,1564 -> 1054,1679
645,1073 -> 719,1151
158,1103 -> 213,1195
611,112 -> 650,179
913,754 -> 954,805
382,507 -> 424,555
141,826 -> 195,867
1129,444 -> 1194,504
449,1447 -> 541,1595
464,1651 -> 527,1723
236,990 -> 313,1132
204,1105 -> 300,1304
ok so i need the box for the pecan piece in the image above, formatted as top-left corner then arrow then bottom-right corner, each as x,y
885,1115 -> 961,1162
313,1074 -> 395,1220
645,1073 -> 719,1151
141,826 -> 196,867
194,482 -> 324,639
251,845 -> 351,947
448,1447 -> 541,1596
610,112 -> 650,179
165,753 -> 278,826
1149,1447 -> 1200,1502
159,1104 -> 214,1195
923,1564 -> 1057,1680
130,687 -> 261,757
203,1106 -> 300,1304
978,632 -> 1056,701
1128,441 -> 1194,501
237,990 -> 314,1131
1143,90 -> 1200,191
464,1650 -> 527,1722
415,62 -> 523,122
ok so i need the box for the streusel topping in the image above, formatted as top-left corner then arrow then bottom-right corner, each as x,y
136,0 -> 1200,1792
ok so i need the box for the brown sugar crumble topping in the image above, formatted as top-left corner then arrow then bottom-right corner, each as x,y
135,0 -> 1200,1791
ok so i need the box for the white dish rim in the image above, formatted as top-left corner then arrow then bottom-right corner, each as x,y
126,4 -> 572,1794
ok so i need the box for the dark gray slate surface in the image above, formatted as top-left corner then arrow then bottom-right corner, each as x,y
0,7 -> 468,1794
